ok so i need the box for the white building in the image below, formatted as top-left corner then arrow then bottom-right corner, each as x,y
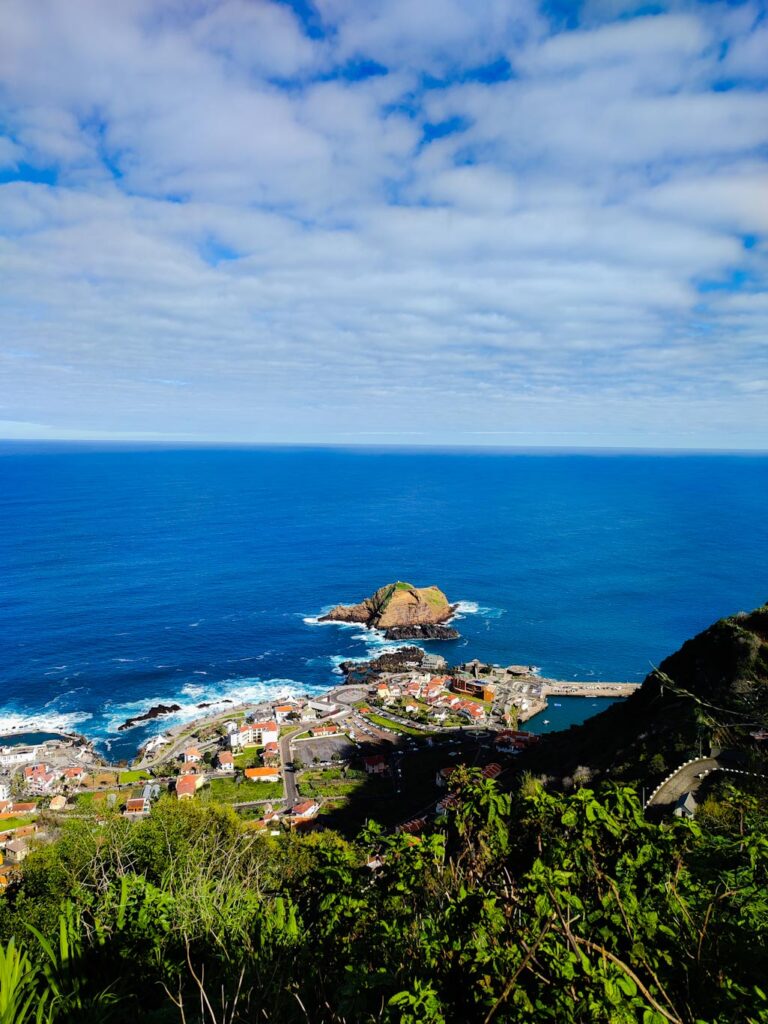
0,746 -> 39,767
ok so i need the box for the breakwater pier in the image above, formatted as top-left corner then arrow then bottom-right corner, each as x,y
541,681 -> 640,698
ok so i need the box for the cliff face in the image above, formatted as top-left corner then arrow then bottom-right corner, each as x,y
527,602 -> 768,786
320,582 -> 456,629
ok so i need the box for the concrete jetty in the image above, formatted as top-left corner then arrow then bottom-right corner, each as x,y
541,681 -> 640,698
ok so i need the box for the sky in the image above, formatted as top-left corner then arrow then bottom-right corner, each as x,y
0,0 -> 767,449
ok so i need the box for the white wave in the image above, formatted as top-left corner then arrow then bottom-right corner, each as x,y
0,708 -> 93,736
303,614 -> 361,630
452,600 -> 505,620
454,601 -> 479,614
181,683 -> 205,698
101,675 -> 328,735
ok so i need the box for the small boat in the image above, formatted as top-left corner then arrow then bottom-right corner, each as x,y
543,719 -> 550,725
553,702 -> 562,707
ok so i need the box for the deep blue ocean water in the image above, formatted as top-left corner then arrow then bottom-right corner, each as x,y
1,444 -> 766,760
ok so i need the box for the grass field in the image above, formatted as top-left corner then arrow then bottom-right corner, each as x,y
0,817 -> 35,831
119,770 -> 150,784
76,791 -> 120,810
207,778 -> 284,803
297,769 -> 367,799
365,713 -> 429,737
233,750 -> 262,769
83,771 -> 119,789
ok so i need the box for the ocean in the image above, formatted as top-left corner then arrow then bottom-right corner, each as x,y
1,444 -> 766,760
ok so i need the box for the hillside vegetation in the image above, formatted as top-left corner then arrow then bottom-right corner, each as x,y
1,603 -> 767,1022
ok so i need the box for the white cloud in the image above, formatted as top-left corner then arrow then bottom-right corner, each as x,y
0,0 -> 766,447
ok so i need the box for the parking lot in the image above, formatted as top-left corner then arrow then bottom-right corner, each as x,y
294,735 -> 358,764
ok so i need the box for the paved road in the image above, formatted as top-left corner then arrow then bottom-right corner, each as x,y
280,733 -> 298,806
646,757 -> 720,807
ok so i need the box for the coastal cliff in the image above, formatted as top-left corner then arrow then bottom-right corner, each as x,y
525,601 -> 768,785
320,581 -> 459,639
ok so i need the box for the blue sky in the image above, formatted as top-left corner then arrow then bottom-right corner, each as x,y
0,0 -> 766,448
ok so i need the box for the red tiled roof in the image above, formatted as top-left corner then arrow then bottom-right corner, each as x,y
292,800 -> 317,816
176,776 -> 199,796
244,767 -> 280,779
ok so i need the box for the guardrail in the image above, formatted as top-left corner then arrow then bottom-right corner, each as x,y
644,758 -> 766,808
644,757 -> 712,808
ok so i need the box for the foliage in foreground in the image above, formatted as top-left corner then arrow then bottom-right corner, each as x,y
0,773 -> 766,1024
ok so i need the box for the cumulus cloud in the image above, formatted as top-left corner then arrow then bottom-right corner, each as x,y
0,0 -> 766,447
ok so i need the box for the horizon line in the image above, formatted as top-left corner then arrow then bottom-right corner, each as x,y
1,438 -> 767,456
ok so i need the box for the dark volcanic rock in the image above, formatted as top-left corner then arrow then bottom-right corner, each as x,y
118,703 -> 182,731
340,646 -> 426,683
383,624 -> 460,641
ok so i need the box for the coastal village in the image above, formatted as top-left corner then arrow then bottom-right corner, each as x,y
0,642 -> 639,882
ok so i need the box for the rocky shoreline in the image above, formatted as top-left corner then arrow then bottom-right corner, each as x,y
382,623 -> 459,641
117,703 -> 182,731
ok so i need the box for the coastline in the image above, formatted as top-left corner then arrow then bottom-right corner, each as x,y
0,664 -> 640,767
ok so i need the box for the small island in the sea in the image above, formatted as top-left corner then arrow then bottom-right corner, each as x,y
320,581 -> 460,640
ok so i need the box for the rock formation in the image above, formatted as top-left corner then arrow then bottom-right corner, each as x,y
117,703 -> 181,731
320,581 -> 458,638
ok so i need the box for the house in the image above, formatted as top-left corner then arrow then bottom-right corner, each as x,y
376,683 -> 391,699
223,721 -> 238,735
252,721 -> 279,745
63,766 -> 86,783
363,755 -> 388,775
290,799 -> 319,819
244,767 -> 281,783
262,742 -> 280,766
24,765 -> 58,794
179,762 -> 199,776
176,775 -> 204,800
674,792 -> 697,819
273,704 -> 297,724
404,701 -> 420,714
4,839 -> 30,864
182,747 -> 202,764
459,702 -> 485,722
49,795 -> 68,812
216,751 -> 235,771
8,802 -> 36,816
0,778 -> 10,802
423,680 -> 446,704
124,796 -> 150,818
310,723 -> 339,737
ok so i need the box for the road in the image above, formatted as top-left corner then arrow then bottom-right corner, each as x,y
646,757 -> 720,808
280,732 -> 298,806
